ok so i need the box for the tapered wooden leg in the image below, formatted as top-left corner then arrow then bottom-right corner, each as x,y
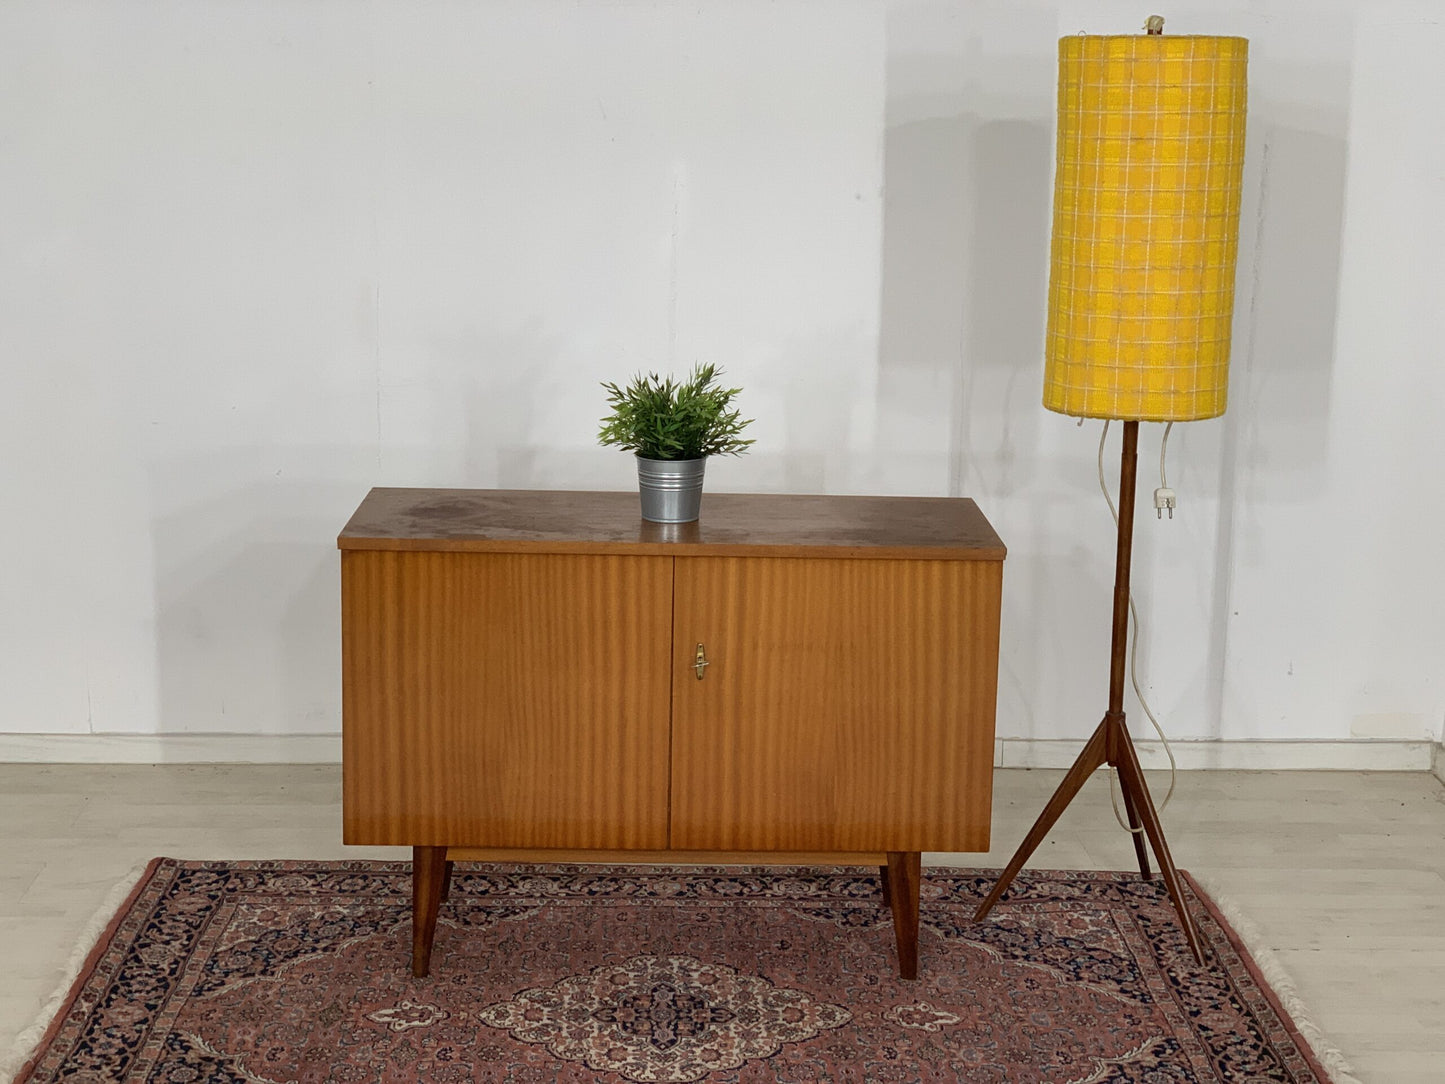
973,718 -> 1111,922
439,860 -> 455,903
412,846 -> 449,978
1112,731 -> 1204,962
1117,771 -> 1153,880
879,864 -> 893,915
886,851 -> 921,980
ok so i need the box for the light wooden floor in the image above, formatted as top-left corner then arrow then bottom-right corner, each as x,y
1,765 -> 1442,1082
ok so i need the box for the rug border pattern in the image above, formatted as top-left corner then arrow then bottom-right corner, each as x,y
9,859 -> 1352,1084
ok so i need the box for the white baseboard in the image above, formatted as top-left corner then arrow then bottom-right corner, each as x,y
0,733 -> 342,764
996,737 -> 1437,772
0,732 -> 1436,771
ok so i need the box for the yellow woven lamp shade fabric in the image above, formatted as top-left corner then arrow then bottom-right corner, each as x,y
1043,34 -> 1248,421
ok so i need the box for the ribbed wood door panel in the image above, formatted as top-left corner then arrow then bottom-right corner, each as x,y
342,550 -> 672,848
669,556 -> 1000,852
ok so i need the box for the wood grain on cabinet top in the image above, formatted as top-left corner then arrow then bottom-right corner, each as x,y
338,488 -> 1006,560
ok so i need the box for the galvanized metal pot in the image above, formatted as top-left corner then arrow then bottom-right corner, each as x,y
636,455 -> 706,523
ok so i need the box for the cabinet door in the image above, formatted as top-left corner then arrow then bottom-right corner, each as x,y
343,550 -> 672,849
670,556 -> 1000,853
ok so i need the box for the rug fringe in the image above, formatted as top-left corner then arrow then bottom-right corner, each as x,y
0,858 -> 158,1084
1189,873 -> 1363,1084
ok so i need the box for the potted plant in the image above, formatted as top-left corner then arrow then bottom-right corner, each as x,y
598,362 -> 754,523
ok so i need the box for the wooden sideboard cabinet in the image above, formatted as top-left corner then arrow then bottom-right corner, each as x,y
338,488 -> 1005,979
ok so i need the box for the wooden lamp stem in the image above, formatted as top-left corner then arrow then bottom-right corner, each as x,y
973,420 -> 1205,963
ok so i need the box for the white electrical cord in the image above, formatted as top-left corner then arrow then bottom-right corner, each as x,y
1097,420 -> 1177,833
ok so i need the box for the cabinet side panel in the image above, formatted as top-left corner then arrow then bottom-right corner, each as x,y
670,557 -> 1001,852
342,551 -> 672,848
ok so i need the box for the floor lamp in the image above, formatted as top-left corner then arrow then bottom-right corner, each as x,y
974,21 -> 1248,964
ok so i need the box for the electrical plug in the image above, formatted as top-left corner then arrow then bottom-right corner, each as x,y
1154,487 -> 1176,519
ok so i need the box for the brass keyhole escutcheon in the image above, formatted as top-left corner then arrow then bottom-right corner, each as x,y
694,643 -> 710,680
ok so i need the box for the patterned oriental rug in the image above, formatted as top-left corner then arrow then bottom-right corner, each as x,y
12,860 -> 1344,1084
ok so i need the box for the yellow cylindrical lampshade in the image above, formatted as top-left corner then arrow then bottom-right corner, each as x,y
1042,34 -> 1248,421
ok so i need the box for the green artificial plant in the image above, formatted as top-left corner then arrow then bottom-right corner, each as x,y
598,363 -> 754,461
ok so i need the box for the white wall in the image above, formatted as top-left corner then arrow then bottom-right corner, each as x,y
1,0 -> 1442,750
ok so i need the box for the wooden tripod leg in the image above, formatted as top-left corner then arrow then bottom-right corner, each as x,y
1112,735 -> 1205,963
974,719 -> 1111,923
412,846 -> 449,978
886,852 -> 921,980
1117,770 -> 1153,880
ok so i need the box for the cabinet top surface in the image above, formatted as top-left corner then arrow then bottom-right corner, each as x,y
338,489 -> 1005,560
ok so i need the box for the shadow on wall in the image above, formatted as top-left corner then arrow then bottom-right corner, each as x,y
402,321 -> 554,490
764,327 -> 875,495
1225,123 -> 1349,503
149,462 -> 371,744
876,112 -> 1051,498
875,110 -> 970,496
448,324 -> 678,493
959,119 -> 1052,500
387,320 -> 623,491
876,3 -> 1054,501
1206,58 -> 1352,734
